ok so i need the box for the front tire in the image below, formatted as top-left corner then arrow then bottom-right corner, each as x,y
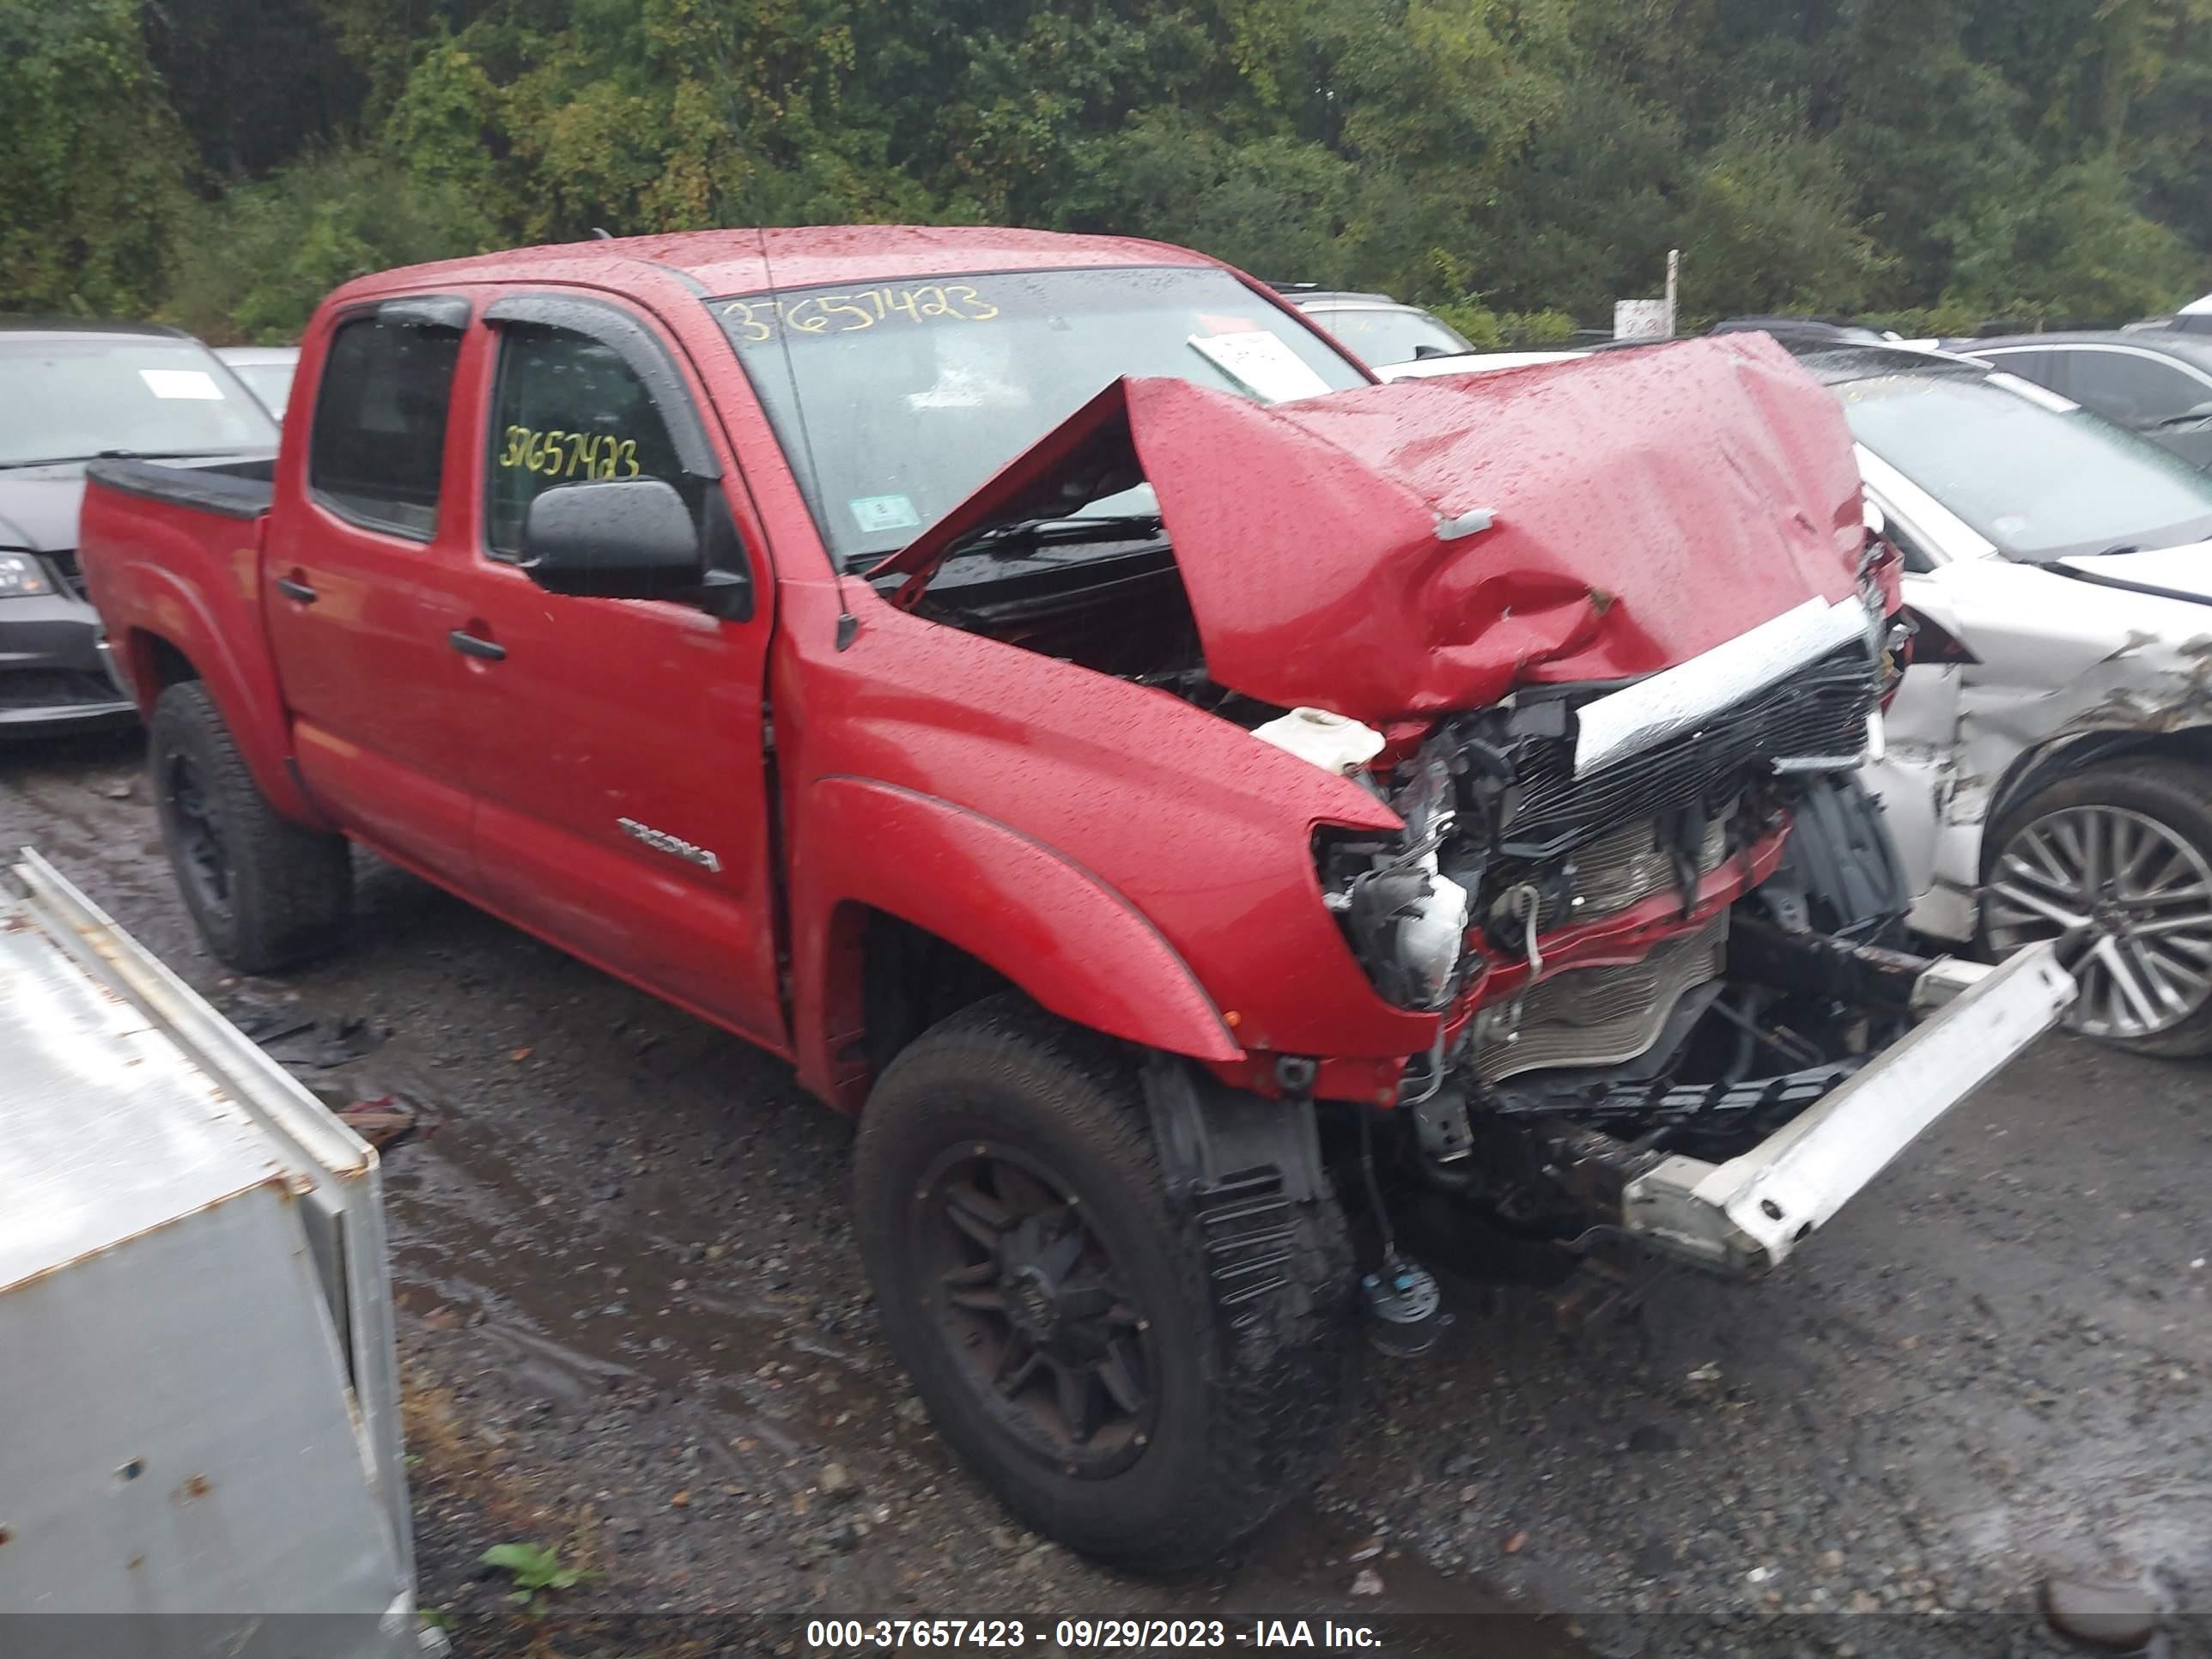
854,994 -> 1353,1571
1983,759 -> 2212,1056
149,681 -> 353,974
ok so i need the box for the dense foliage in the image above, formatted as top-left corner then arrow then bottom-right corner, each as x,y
4,0 -> 2208,340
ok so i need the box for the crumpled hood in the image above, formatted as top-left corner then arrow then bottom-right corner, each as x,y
881,334 -> 1867,723
0,472 -> 88,554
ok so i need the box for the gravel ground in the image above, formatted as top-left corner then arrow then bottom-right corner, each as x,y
8,727 -> 2209,1658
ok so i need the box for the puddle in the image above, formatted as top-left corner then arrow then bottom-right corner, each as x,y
1226,1504 -> 1583,1631
374,1094 -> 908,1499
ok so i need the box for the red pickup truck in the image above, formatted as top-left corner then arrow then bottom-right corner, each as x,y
78,227 -> 2072,1570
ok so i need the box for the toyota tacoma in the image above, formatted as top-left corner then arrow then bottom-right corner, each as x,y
77,228 -> 2071,1570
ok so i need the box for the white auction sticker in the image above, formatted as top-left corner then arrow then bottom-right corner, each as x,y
1188,331 -> 1334,404
139,368 -> 225,400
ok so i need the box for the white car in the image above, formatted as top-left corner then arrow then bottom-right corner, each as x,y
215,344 -> 301,418
1280,290 -> 1477,372
1279,289 -> 1591,380
1787,337 -> 2212,1054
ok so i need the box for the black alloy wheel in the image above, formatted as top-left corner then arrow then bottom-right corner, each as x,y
162,747 -> 231,916
914,1142 -> 1158,1477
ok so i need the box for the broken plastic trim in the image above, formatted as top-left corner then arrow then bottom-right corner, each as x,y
1573,596 -> 1875,781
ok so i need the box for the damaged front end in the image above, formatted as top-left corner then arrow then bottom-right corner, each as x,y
1321,602 -> 2074,1277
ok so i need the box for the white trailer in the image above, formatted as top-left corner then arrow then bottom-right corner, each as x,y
0,849 -> 422,1658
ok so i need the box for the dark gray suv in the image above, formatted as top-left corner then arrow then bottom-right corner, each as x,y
0,320 -> 278,735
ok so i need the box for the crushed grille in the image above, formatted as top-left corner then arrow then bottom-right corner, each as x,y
1500,639 -> 1880,860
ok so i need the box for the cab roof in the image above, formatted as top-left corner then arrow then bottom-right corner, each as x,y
335,226 -> 1223,305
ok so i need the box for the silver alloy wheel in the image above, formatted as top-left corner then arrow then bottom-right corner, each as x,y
1985,804 -> 2212,1041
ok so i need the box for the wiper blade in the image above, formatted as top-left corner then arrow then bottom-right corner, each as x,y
842,513 -> 1168,577
0,455 -> 96,471
952,512 -> 1166,558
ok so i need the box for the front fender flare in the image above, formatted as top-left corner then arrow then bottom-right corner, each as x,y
790,775 -> 1242,1109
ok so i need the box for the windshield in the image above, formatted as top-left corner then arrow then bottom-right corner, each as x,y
711,265 -> 1367,567
0,336 -> 278,466
1304,306 -> 1474,367
1838,371 -> 2212,561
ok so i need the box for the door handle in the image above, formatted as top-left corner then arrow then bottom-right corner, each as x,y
448,629 -> 507,662
276,575 -> 318,604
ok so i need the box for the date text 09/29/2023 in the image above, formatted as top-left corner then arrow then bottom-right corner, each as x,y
803,1618 -> 1388,1649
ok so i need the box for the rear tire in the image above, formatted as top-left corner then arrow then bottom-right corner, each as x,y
854,993 -> 1354,1571
1982,759 -> 2212,1057
149,681 -> 352,974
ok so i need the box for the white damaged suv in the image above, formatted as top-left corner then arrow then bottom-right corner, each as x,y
1789,338 -> 2212,1054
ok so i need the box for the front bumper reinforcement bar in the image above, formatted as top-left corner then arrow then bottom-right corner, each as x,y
1620,942 -> 2074,1275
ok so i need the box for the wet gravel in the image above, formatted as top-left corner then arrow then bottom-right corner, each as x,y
7,727 -> 2209,1656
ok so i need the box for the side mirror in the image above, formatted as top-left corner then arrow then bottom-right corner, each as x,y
521,478 -> 704,601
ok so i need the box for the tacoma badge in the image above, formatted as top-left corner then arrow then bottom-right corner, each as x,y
617,817 -> 721,872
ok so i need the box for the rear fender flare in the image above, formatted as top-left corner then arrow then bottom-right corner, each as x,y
791,775 -> 1241,1109
117,566 -> 322,826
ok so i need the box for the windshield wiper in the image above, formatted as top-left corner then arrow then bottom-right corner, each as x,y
0,454 -> 98,471
841,513 -> 1168,576
951,512 -> 1166,559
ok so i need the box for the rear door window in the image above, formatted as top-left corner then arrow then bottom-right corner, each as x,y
308,313 -> 465,540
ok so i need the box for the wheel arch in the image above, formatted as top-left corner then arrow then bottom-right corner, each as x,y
114,577 -> 325,829
789,775 -> 1242,1111
1981,726 -> 2212,879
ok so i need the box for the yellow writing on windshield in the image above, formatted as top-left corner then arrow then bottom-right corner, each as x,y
720,283 -> 1000,343
496,425 -> 640,480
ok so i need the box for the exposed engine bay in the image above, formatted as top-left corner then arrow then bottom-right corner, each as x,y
1310,620 -> 1920,1239
910,542 -> 1282,721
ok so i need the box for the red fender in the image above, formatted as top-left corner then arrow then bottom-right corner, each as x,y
790,775 -> 1242,1109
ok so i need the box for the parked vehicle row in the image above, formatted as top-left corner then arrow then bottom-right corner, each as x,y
73,226 -> 2072,1571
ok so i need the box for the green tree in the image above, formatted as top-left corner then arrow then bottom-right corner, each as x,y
0,0 -> 191,314
164,148 -> 495,343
